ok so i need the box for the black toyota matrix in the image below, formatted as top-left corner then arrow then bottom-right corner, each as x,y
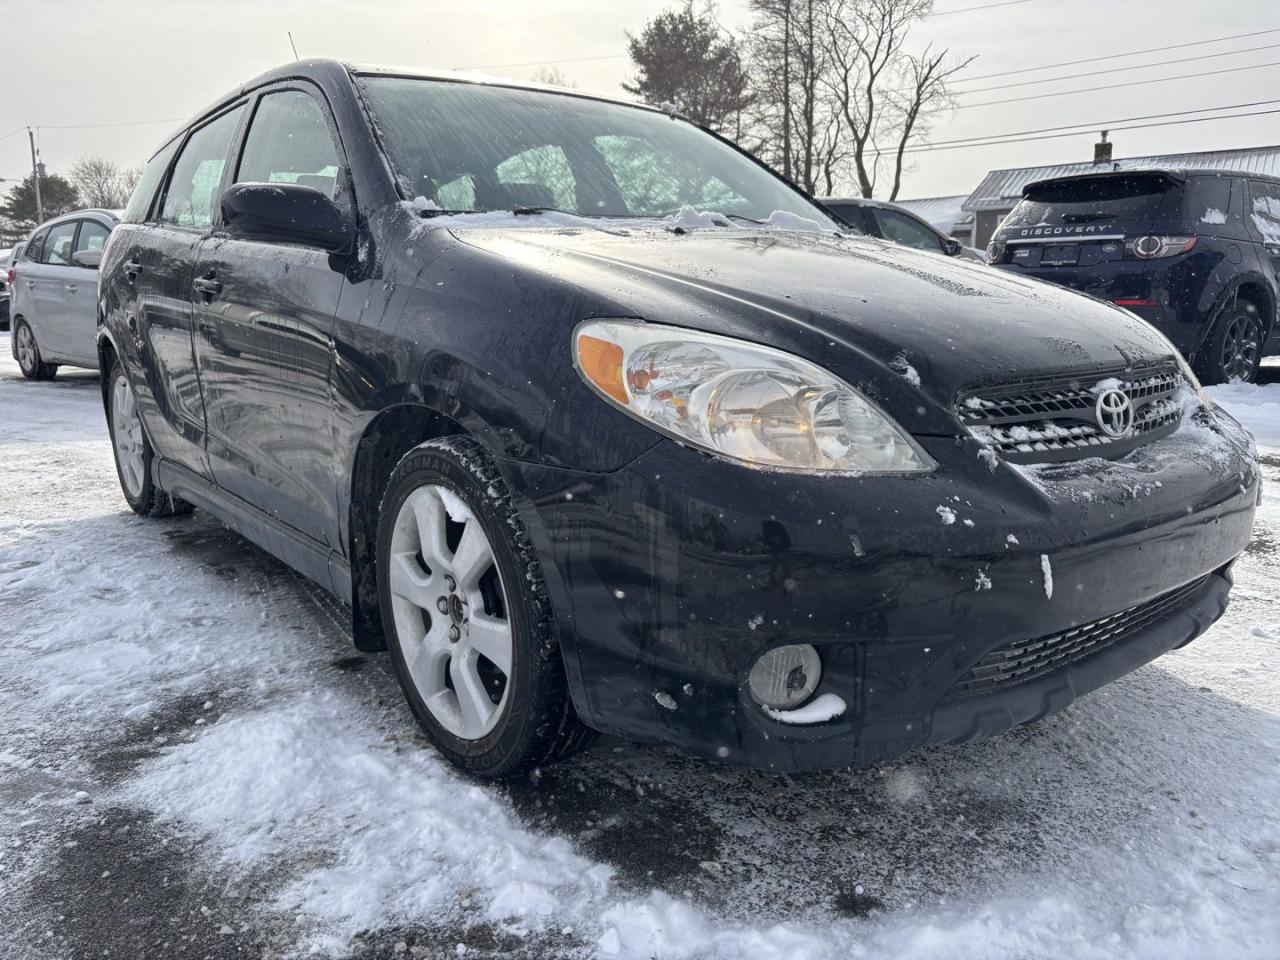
98,60 -> 1260,778
988,169 -> 1280,384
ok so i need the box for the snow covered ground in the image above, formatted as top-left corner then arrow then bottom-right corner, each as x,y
0,338 -> 1276,960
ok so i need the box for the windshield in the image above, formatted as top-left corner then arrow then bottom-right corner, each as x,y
1003,174 -> 1175,228
358,76 -> 835,225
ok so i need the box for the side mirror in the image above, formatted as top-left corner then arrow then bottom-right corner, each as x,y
220,182 -> 352,253
943,238 -> 963,257
72,249 -> 102,269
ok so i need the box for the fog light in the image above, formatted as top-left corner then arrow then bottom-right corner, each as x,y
748,644 -> 821,710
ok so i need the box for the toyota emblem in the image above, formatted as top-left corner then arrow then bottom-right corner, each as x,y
1095,388 -> 1134,438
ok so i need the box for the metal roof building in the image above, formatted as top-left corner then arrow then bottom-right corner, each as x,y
957,142 -> 1280,247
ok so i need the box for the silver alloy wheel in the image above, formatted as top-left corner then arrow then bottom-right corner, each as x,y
1221,313 -> 1261,382
111,373 -> 146,498
15,324 -> 36,373
389,483 -> 514,740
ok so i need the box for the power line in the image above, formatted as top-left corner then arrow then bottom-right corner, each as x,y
955,41 -> 1280,95
900,105 -> 1280,155
960,58 -> 1280,110
457,52 -> 626,71
930,0 -> 1037,16
918,98 -> 1280,149
959,26 -> 1280,82
37,116 -> 187,131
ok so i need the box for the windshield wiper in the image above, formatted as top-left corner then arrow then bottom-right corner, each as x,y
414,207 -> 481,218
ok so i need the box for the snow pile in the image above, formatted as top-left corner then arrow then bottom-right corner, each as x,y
761,693 -> 847,725
1201,208 -> 1227,225
120,695 -> 611,941
1206,378 -> 1280,448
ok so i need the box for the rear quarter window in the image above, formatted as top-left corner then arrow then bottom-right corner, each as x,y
124,138 -> 181,224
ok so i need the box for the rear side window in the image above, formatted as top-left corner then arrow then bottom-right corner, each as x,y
236,89 -> 344,202
1248,180 -> 1280,242
23,231 -> 46,262
76,220 -> 110,253
160,105 -> 246,229
1184,176 -> 1232,227
124,139 -> 180,223
42,221 -> 78,266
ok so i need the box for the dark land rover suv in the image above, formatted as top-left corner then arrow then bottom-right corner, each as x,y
988,169 -> 1280,383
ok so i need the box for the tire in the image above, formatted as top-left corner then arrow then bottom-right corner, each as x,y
106,360 -> 193,518
376,436 -> 592,778
1195,300 -> 1264,384
14,320 -> 57,380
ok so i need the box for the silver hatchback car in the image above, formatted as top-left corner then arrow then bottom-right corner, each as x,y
10,209 -> 118,379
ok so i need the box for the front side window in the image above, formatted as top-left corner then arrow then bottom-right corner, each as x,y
76,220 -> 110,254
236,89 -> 344,202
358,76 -> 835,225
873,209 -> 941,251
124,139 -> 180,224
160,105 -> 246,229
42,221 -> 78,266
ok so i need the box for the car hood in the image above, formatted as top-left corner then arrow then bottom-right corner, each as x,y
448,226 -> 1178,424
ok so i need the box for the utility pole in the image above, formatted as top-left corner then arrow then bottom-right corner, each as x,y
28,128 -> 43,224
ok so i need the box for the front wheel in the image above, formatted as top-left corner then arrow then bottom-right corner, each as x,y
1195,301 -> 1264,384
376,436 -> 591,778
14,320 -> 56,380
106,360 -> 192,517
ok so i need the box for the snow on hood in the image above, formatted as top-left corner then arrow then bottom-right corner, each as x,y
405,199 -> 833,235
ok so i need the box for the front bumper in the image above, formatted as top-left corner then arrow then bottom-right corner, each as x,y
503,410 -> 1259,772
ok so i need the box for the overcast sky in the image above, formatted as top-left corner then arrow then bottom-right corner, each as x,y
4,0 -> 1280,201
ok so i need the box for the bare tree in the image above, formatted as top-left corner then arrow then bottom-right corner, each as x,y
530,66 -> 577,89
624,2 -> 753,136
68,156 -> 134,209
823,0 -> 973,198
744,0 -> 970,198
747,0 -> 845,194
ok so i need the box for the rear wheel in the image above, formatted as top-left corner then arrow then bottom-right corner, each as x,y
376,436 -> 591,778
106,360 -> 192,517
1196,301 -> 1264,384
14,320 -> 56,380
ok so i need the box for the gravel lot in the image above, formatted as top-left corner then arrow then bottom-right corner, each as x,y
1,335 -> 1277,960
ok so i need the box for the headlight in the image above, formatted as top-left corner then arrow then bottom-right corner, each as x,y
572,320 -> 934,474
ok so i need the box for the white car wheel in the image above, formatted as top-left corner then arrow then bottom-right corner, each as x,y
111,372 -> 146,499
388,482 -> 514,740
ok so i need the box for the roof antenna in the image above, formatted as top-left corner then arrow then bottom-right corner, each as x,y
288,30 -> 300,60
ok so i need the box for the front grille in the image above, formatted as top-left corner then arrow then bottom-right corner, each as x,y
943,576 -> 1209,701
957,365 -> 1182,463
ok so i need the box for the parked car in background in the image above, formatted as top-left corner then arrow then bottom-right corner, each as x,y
100,60 -> 1258,781
818,196 -> 984,261
987,169 -> 1280,384
0,247 -> 11,330
10,210 -> 117,379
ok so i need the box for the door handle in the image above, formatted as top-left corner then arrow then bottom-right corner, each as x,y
193,275 -> 223,301
123,260 -> 142,281
65,283 -> 78,294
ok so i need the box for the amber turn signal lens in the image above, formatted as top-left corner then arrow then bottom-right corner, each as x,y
576,334 -> 628,405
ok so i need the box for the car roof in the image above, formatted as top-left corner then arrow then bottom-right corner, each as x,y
160,58 -> 668,160
31,208 -> 119,231
1023,167 -> 1280,195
